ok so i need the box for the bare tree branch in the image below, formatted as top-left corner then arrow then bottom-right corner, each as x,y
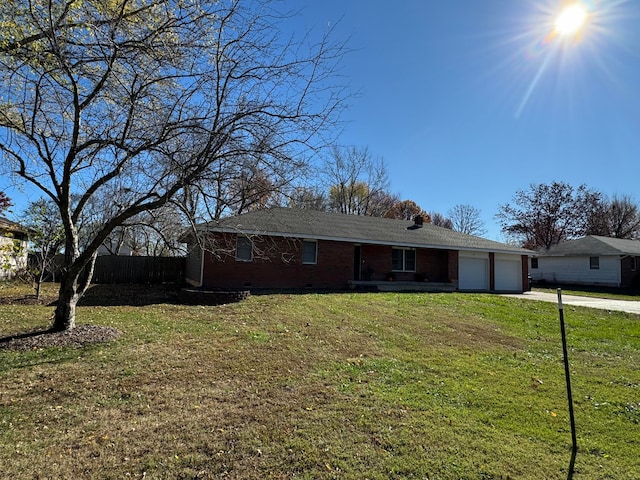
448,204 -> 487,237
0,0 -> 348,330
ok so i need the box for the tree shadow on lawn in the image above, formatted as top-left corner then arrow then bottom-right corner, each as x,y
76,283 -> 182,307
1,283 -> 182,308
0,284 -> 172,350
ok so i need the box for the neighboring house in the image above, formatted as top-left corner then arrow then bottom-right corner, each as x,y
530,235 -> 640,288
97,239 -> 134,256
183,208 -> 531,293
0,217 -> 30,280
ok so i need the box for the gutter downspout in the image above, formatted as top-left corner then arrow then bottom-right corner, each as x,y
199,245 -> 205,288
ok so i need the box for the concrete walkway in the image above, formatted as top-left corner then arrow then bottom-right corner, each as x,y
502,291 -> 640,315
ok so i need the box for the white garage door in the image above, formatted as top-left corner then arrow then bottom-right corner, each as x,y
458,252 -> 489,291
495,254 -> 522,292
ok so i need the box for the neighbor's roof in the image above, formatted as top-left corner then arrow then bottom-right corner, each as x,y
0,216 -> 29,235
197,208 -> 531,255
536,235 -> 640,257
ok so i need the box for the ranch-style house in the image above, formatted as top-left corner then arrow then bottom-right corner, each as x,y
183,208 -> 531,293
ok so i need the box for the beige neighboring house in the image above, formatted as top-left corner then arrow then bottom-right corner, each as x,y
0,216 -> 30,280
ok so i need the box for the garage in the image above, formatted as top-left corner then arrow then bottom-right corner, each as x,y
458,251 -> 489,291
494,253 -> 522,292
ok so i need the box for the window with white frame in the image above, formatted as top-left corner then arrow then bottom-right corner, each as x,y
392,247 -> 416,272
302,240 -> 317,264
236,236 -> 253,262
531,257 -> 539,269
589,256 -> 599,270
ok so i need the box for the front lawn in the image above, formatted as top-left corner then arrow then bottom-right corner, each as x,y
1,285 -> 639,479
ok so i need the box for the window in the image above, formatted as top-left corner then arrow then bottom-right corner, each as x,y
531,258 -> 539,269
589,256 -> 599,270
632,257 -> 637,272
302,240 -> 317,264
236,236 -> 252,261
392,248 -> 416,272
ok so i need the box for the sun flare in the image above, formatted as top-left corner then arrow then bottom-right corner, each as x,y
555,3 -> 588,36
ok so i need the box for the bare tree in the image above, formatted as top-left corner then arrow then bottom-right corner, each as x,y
228,164 -> 279,215
448,204 -> 487,237
20,199 -> 65,299
0,0 -> 346,331
585,194 -> 640,239
366,191 -> 401,217
100,205 -> 187,256
430,212 -> 453,229
287,186 -> 328,211
497,182 -> 602,249
385,200 -> 429,221
186,147 -> 310,221
324,146 -> 393,216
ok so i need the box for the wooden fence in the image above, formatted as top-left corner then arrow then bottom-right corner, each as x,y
50,255 -> 185,284
92,256 -> 185,284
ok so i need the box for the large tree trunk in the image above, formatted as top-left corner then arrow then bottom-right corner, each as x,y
51,252 -> 97,332
53,279 -> 79,331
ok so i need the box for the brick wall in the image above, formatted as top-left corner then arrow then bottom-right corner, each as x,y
448,250 -> 459,284
202,233 -> 463,289
489,252 -> 495,291
357,245 -> 453,282
359,244 -> 390,281
200,233 -> 528,292
521,255 -> 530,291
202,234 -> 353,289
420,249 -> 451,282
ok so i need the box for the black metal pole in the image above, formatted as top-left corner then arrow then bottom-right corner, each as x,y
557,288 -> 577,479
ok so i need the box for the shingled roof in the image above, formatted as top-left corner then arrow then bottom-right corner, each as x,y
536,235 -> 640,257
198,208 -> 530,255
0,216 -> 30,236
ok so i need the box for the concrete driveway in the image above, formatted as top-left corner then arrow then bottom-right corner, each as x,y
502,291 -> 640,315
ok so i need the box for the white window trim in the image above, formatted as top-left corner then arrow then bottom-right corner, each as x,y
392,247 -> 416,272
302,240 -> 318,265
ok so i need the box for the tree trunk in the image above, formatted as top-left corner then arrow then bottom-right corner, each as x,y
35,274 -> 42,301
34,252 -> 47,301
51,253 -> 97,332
53,281 -> 79,331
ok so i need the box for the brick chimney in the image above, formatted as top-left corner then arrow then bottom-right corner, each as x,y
414,215 -> 424,227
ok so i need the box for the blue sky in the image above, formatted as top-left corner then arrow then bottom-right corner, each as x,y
2,1 -> 639,241
289,0 -> 640,239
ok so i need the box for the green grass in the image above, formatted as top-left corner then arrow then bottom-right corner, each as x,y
1,284 -> 639,479
533,286 -> 640,301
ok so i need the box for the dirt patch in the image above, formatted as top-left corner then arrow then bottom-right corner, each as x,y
0,324 -> 121,351
443,319 -> 525,351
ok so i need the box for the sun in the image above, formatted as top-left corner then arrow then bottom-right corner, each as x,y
554,3 -> 588,37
